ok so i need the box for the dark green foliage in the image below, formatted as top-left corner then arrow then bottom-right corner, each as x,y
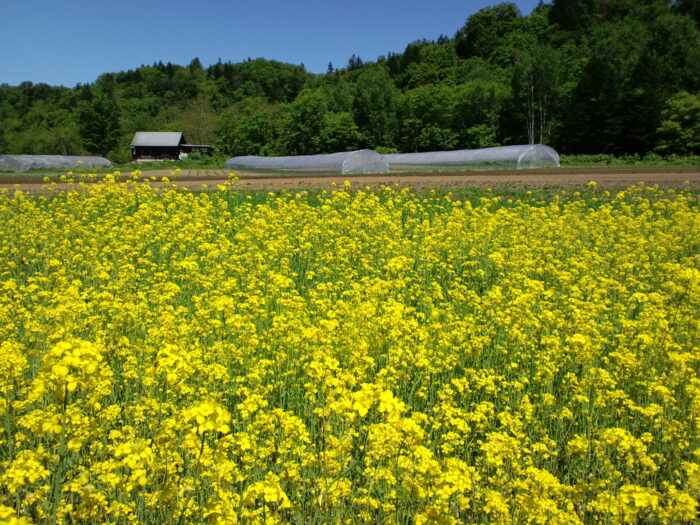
452,81 -> 510,148
207,59 -> 308,104
1,2 -> 699,161
549,0 -> 598,32
346,55 -> 364,71
78,96 -> 121,156
396,84 -> 456,151
283,90 -> 328,155
673,0 -> 700,24
509,44 -> 563,145
655,91 -> 700,155
216,97 -> 281,157
321,112 -> 362,152
351,66 -> 398,148
454,3 -> 523,60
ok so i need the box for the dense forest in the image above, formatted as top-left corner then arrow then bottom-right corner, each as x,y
1,0 -> 699,162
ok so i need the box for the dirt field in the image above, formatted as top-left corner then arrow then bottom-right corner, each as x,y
2,166 -> 699,193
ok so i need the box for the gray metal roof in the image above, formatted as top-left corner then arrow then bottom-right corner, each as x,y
131,132 -> 185,147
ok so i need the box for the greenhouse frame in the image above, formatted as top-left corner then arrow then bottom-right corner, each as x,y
225,149 -> 389,175
384,144 -> 560,171
225,145 -> 559,176
0,155 -> 112,172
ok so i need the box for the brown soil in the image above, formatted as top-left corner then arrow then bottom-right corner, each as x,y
2,166 -> 699,193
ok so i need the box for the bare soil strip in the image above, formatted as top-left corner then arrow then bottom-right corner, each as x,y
2,167 -> 699,193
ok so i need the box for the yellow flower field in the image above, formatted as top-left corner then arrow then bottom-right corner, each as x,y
0,178 -> 698,524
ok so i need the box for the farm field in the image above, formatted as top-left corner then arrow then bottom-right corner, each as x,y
0,166 -> 699,193
0,178 -> 699,523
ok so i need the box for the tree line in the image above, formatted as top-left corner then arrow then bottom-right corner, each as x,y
1,0 -> 699,162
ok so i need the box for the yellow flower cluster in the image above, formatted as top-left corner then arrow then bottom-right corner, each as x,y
0,178 -> 698,523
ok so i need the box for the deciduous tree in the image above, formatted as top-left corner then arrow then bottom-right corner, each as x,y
77,96 -> 121,156
655,91 -> 700,155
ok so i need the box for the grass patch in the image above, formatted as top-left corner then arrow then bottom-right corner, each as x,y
560,153 -> 700,167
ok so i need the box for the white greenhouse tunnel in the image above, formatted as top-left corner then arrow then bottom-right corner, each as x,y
225,145 -> 560,175
383,144 -> 561,170
225,149 -> 390,175
0,155 -> 112,172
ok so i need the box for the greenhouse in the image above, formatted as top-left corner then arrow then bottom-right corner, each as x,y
384,144 -> 560,171
0,155 -> 112,172
225,149 -> 389,175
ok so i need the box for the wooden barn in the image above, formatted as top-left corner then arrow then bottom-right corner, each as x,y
130,132 -> 213,161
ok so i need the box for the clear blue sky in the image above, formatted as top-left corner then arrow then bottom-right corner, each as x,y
1,0 -> 544,88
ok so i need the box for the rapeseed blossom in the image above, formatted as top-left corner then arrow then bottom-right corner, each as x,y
0,177 -> 698,523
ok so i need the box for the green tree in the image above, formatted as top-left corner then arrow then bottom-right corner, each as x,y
655,91 -> 700,155
140,67 -> 169,98
550,0 -> 670,30
77,96 -> 121,156
231,59 -> 310,103
321,112 -> 362,152
319,79 -> 354,114
511,44 -> 562,144
549,0 -> 597,32
452,81 -> 509,148
346,54 -> 364,71
352,67 -> 398,148
455,3 -> 523,60
416,127 -> 458,152
188,57 -> 204,76
171,68 -> 199,107
43,109 -> 82,155
673,0 -> 700,24
624,13 -> 700,152
282,90 -> 328,155
560,19 -> 650,153
399,41 -> 460,89
396,84 -> 456,151
216,97 -> 280,156
178,95 -> 219,145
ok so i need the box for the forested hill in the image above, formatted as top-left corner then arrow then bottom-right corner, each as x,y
1,0 -> 699,162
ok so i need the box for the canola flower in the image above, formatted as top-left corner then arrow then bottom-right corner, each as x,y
0,177 -> 698,523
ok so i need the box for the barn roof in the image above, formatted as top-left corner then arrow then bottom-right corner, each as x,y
131,132 -> 185,147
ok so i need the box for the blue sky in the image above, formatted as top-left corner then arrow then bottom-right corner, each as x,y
1,0 -> 544,87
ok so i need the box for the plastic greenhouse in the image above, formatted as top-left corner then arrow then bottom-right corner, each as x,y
384,144 -> 560,171
0,155 -> 112,172
225,149 -> 389,175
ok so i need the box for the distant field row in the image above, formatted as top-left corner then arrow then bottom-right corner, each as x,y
0,154 -> 698,179
2,167 -> 699,193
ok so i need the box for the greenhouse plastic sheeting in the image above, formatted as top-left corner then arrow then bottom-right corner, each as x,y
384,144 -> 560,170
0,155 -> 112,172
225,149 -> 389,175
